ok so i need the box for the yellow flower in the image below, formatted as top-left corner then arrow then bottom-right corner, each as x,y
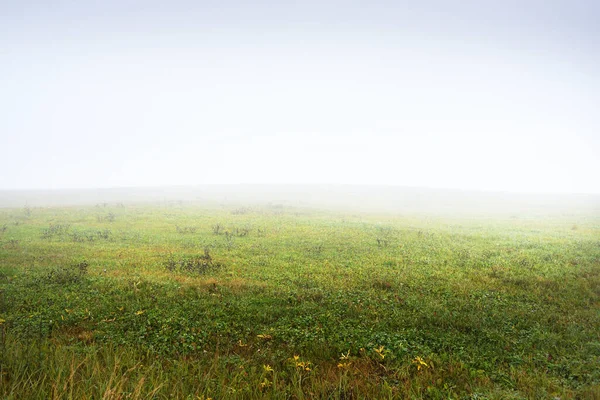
263,364 -> 274,373
0,318 -> 5,325
340,350 -> 350,360
337,362 -> 352,370
257,334 -> 272,340
374,345 -> 386,359
289,355 -> 312,371
135,310 -> 145,315
413,356 -> 429,371
259,377 -> 272,388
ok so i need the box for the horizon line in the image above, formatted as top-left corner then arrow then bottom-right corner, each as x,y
1,183 -> 599,197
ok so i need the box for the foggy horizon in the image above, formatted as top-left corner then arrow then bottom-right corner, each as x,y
2,1 -> 599,194
2,183 -> 598,216
3,182 -> 600,197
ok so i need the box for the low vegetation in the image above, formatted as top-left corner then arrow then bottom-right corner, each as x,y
0,202 -> 599,398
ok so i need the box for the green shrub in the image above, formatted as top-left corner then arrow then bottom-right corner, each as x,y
45,261 -> 89,284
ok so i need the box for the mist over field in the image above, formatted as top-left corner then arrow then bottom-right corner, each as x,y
1,185 -> 599,216
2,1 -> 600,398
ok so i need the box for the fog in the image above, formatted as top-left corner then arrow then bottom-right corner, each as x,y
1,1 -> 599,194
0,185 -> 598,220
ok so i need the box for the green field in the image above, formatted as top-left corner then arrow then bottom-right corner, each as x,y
1,199 -> 599,399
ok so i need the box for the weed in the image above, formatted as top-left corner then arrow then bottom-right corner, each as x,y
41,223 -> 71,239
307,243 -> 324,256
215,224 -> 250,238
164,248 -> 223,274
175,225 -> 198,234
69,229 -> 112,242
45,260 -> 89,284
164,254 -> 178,272
97,212 -> 116,222
231,226 -> 250,237
232,207 -> 252,215
212,223 -> 224,235
372,279 -> 393,291
224,233 -> 235,250
5,239 -> 19,248
376,237 -> 390,247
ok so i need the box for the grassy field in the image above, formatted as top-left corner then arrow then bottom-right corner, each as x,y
0,200 -> 599,399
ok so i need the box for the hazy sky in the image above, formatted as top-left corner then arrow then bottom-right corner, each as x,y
1,0 -> 599,193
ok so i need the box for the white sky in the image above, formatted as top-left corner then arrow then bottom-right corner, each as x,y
1,1 -> 599,193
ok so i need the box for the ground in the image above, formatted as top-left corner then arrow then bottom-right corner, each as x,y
0,202 -> 599,399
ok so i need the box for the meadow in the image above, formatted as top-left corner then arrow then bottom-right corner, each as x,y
0,199 -> 599,399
